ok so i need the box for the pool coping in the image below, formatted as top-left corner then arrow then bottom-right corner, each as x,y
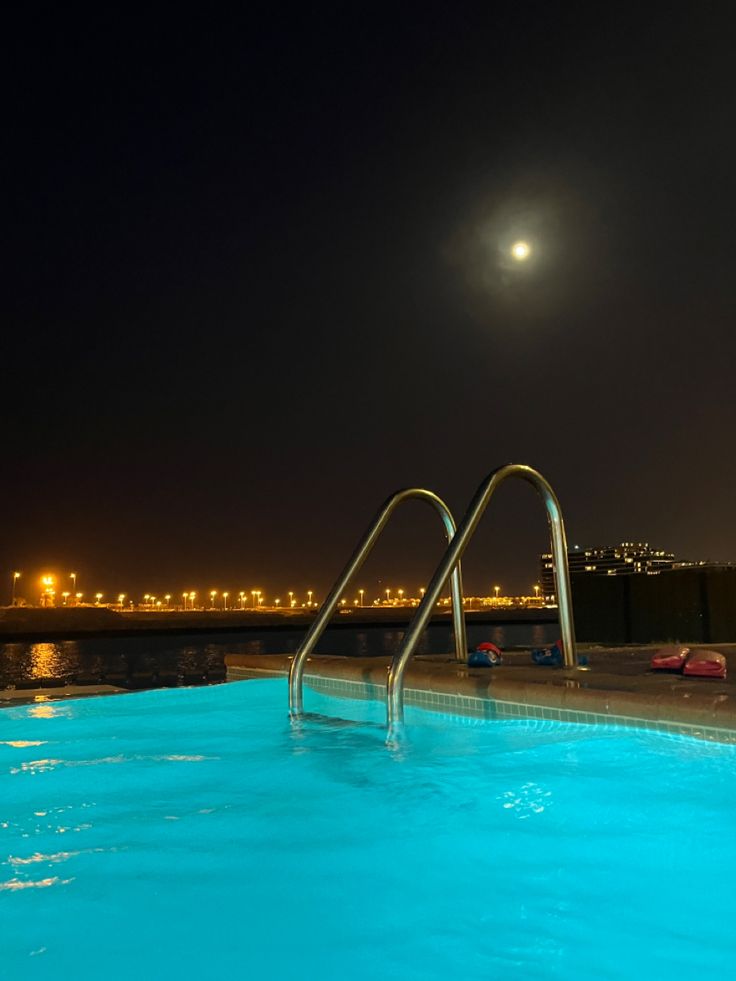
225,651 -> 736,744
0,683 -> 127,707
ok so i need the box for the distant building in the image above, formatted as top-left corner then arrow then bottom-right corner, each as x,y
539,542 -> 676,598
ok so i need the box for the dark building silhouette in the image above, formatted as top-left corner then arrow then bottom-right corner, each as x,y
541,543 -> 736,642
540,542 -> 676,598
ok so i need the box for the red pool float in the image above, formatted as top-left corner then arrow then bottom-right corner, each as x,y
476,642 -> 502,657
682,649 -> 727,679
468,641 -> 503,667
651,646 -> 691,671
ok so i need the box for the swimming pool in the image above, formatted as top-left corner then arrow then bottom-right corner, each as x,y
3,680 -> 735,979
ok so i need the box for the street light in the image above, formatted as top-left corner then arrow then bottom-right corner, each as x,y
95,593 -> 103,605
165,594 -> 171,609
119,593 -> 126,608
288,590 -> 294,608
210,590 -> 217,609
182,591 -> 188,610
70,573 -> 77,604
307,590 -> 313,607
222,591 -> 229,610
358,588 -> 364,607
11,571 -> 20,606
40,575 -> 56,607
494,585 -> 500,604
61,591 -> 70,605
398,588 -> 404,604
385,588 -> 391,604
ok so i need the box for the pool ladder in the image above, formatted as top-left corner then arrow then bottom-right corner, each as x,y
289,463 -> 578,731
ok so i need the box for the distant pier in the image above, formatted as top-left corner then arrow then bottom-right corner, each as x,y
0,605 -> 558,643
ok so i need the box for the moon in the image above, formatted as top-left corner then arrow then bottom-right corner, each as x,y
511,240 -> 531,261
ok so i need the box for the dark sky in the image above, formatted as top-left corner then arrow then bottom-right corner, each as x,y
4,5 -> 736,601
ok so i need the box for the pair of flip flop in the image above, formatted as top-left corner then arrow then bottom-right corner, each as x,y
650,646 -> 727,679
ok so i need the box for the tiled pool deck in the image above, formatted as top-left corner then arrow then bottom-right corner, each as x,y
226,646 -> 736,743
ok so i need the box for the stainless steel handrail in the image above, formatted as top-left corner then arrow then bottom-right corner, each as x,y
288,488 -> 467,716
387,464 -> 578,728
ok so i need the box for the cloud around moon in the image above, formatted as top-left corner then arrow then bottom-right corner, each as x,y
441,168 -> 608,323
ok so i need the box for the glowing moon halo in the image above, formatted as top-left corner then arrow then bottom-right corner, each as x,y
511,240 -> 531,261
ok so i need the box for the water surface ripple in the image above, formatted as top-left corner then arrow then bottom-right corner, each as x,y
2,680 -> 734,979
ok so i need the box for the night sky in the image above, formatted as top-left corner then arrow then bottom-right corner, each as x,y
4,6 -> 736,601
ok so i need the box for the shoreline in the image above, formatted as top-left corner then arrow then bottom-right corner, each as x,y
0,605 -> 556,644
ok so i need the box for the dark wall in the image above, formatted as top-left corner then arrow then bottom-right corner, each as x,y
572,568 -> 736,644
570,574 -> 629,643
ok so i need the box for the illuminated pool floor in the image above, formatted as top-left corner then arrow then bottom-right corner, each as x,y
2,681 -> 735,979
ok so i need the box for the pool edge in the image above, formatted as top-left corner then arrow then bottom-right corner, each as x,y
226,654 -> 736,744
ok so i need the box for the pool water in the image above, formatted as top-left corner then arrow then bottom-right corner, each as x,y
2,680 -> 735,979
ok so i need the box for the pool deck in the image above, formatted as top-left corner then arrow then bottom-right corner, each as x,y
226,646 -> 736,742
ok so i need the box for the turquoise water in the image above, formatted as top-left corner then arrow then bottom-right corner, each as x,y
2,681 -> 735,979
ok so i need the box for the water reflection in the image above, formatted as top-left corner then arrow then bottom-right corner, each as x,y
530,624 -> 549,648
30,643 -> 64,680
28,704 -> 59,719
382,631 -> 404,656
0,876 -> 73,892
497,781 -> 554,819
8,850 -> 80,866
0,740 -> 46,748
1,641 -> 88,687
1,624 -> 556,695
1,637 -> 228,692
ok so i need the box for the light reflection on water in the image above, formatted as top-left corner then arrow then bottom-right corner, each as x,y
30,643 -> 62,679
0,623 -> 556,692
0,876 -> 73,892
28,703 -> 63,719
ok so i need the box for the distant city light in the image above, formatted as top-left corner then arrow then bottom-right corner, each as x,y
8,576 -> 554,612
